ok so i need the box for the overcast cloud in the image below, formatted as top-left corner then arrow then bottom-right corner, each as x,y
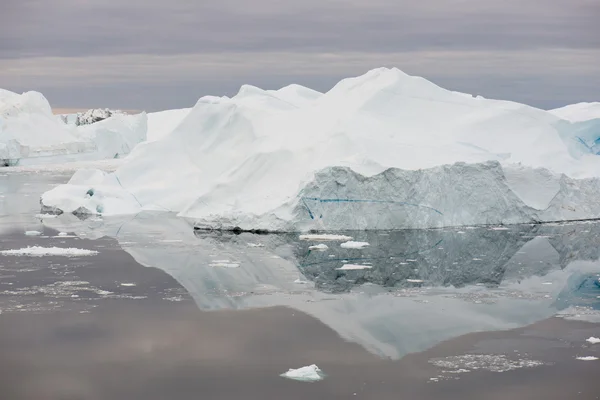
1,0 -> 598,110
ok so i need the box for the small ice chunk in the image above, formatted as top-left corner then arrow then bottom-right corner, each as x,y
120,283 -> 136,287
299,234 -> 352,241
25,231 -> 42,236
586,337 -> 600,344
294,279 -> 308,284
280,364 -> 325,382
0,246 -> 98,256
337,264 -> 372,270
247,243 -> 264,247
58,232 -> 68,236
491,227 -> 509,231
309,244 -> 329,250
407,279 -> 424,283
576,356 -> 598,361
340,241 -> 369,249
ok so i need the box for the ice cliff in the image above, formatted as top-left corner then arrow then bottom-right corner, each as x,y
0,89 -> 147,166
40,68 -> 600,230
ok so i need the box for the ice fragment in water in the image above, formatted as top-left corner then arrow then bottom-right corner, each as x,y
280,364 -> 325,382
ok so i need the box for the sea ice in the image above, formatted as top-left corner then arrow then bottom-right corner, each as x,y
576,356 -> 598,361
280,364 -> 325,382
340,241 -> 370,249
0,246 -> 98,256
585,337 -> 600,344
24,231 -> 42,236
300,234 -> 353,241
337,264 -> 373,270
309,244 -> 329,250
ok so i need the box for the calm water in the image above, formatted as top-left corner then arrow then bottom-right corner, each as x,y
0,172 -> 599,399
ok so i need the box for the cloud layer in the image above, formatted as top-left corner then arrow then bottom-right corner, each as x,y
1,0 -> 598,109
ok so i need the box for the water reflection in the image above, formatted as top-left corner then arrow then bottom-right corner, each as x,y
43,214 -> 600,359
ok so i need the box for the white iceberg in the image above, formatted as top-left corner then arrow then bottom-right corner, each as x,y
308,244 -> 329,250
0,246 -> 98,256
0,89 -> 147,167
39,67 -> 600,230
280,364 -> 325,382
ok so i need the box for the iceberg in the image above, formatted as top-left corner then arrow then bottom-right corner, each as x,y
40,68 -> 600,230
549,102 -> 600,122
0,89 -> 147,167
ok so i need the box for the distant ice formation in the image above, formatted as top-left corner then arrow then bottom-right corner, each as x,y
38,68 -> 600,230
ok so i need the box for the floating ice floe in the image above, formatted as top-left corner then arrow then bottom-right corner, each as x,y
280,364 -> 325,382
0,246 -> 98,256
24,231 -> 42,236
585,337 -> 600,344
336,264 -> 373,270
309,244 -> 329,250
300,234 -> 353,241
576,356 -> 598,361
340,241 -> 370,249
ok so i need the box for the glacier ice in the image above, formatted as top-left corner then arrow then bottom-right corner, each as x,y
0,89 -> 147,167
39,68 -> 600,230
549,102 -> 600,122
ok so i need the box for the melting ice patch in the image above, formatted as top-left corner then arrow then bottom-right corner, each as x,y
0,246 -> 98,256
430,354 -> 545,374
280,364 -> 325,382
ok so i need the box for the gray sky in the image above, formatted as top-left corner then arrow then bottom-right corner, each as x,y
1,0 -> 599,110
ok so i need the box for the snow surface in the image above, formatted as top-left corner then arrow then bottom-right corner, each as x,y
280,364 -> 324,382
39,68 -> 600,229
146,108 -> 191,142
550,102 -> 600,122
340,241 -> 370,249
585,337 -> 600,344
0,246 -> 98,256
0,89 -> 147,166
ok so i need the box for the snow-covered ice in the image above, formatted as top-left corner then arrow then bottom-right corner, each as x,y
309,244 -> 329,250
585,337 -> 600,344
549,102 -> 600,122
0,246 -> 98,256
280,364 -> 325,382
39,68 -> 600,230
0,89 -> 147,166
340,241 -> 370,249
337,264 -> 373,270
